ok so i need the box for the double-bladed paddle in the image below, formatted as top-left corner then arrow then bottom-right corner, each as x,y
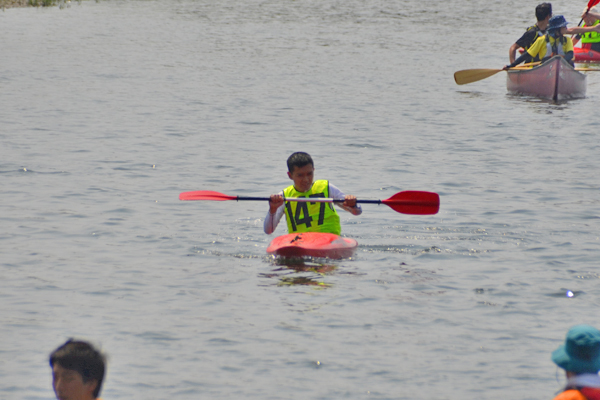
179,190 -> 440,215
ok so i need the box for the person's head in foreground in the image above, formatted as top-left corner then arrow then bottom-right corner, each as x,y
50,339 -> 106,400
551,325 -> 600,400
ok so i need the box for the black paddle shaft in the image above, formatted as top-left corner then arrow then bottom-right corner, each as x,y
236,196 -> 381,205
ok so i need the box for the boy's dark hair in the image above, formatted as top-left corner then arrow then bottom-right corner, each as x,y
50,339 -> 106,398
536,3 -> 552,21
287,152 -> 314,173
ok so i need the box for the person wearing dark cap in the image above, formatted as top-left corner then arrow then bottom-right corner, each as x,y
551,325 -> 600,400
49,339 -> 107,400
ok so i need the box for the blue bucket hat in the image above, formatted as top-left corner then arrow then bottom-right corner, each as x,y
548,15 -> 569,31
552,325 -> 600,374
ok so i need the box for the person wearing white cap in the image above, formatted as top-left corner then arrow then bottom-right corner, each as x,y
572,7 -> 600,52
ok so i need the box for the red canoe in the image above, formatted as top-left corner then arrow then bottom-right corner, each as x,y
506,56 -> 586,101
267,232 -> 358,259
574,47 -> 600,62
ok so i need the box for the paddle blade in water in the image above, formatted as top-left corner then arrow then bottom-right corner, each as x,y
454,68 -> 502,85
382,191 -> 440,215
179,190 -> 237,201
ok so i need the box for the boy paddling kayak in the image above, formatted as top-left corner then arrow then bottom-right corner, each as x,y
179,155 -> 438,258
264,152 -> 362,235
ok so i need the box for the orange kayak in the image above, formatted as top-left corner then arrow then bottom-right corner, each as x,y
267,232 -> 358,259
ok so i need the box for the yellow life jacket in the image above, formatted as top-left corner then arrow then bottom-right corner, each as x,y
283,180 -> 341,235
524,24 -> 544,51
545,34 -> 568,57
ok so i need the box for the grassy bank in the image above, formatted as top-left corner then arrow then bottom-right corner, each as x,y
3,0 -> 61,8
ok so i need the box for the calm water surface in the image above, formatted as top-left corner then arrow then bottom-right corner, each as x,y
1,1 -> 599,399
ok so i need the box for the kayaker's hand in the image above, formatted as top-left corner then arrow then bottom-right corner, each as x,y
503,65 -> 510,70
343,195 -> 357,208
269,194 -> 284,214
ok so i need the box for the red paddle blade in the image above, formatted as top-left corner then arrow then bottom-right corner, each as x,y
381,191 -> 440,215
179,190 -> 237,201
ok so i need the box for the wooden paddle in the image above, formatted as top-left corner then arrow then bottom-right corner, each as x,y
454,62 -> 541,85
179,190 -> 440,215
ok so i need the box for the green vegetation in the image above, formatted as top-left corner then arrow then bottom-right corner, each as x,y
28,0 -> 57,6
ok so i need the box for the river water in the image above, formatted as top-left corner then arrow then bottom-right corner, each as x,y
1,1 -> 600,399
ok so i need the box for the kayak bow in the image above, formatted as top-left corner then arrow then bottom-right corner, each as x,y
267,232 -> 358,259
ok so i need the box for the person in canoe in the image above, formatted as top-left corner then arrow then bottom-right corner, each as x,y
50,339 -> 107,400
572,7 -> 600,53
551,325 -> 600,400
264,152 -> 362,235
509,3 -> 553,64
505,15 -> 575,69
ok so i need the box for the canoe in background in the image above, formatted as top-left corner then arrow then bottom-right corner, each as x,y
506,56 -> 586,101
267,232 -> 358,259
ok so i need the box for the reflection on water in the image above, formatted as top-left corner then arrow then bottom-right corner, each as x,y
260,257 -> 339,287
547,289 -> 583,298
275,258 -> 337,274
506,92 -> 586,107
277,276 -> 332,288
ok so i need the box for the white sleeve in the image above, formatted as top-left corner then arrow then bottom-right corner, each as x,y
329,184 -> 362,216
264,191 -> 286,234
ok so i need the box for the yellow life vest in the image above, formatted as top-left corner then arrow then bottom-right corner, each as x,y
545,34 -> 568,57
524,24 -> 544,51
283,180 -> 341,235
528,34 -> 572,60
581,21 -> 600,43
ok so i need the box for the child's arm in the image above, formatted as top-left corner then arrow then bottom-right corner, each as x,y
330,185 -> 362,215
264,193 -> 285,234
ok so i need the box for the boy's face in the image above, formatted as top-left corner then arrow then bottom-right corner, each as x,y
52,364 -> 97,400
287,164 -> 314,193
